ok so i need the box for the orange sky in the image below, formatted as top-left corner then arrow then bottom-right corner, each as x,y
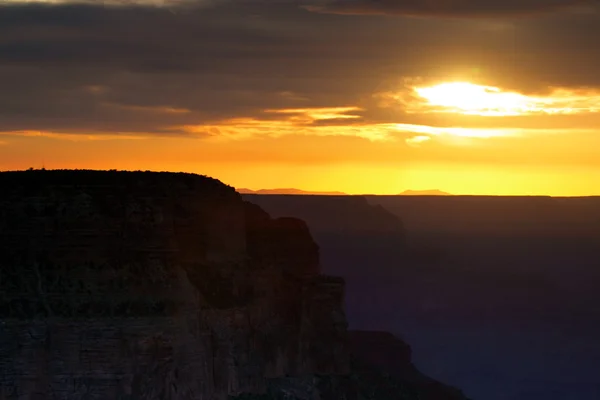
2,1 -> 600,195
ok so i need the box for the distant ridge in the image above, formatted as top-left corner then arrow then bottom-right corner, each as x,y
237,188 -> 347,195
399,189 -> 452,196
238,188 -> 453,196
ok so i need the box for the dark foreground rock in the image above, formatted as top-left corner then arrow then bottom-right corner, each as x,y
230,331 -> 470,400
0,170 -> 467,400
347,331 -> 469,400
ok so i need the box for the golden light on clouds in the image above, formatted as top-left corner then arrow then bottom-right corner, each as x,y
394,123 -> 517,139
179,105 -> 518,144
180,118 -> 391,142
177,107 -> 394,142
405,135 -> 431,147
415,82 -> 535,116
167,102 -> 588,147
6,130 -> 148,141
379,81 -> 600,117
175,105 -> 548,146
264,107 -> 362,122
4,2 -> 600,199
3,78 -> 600,195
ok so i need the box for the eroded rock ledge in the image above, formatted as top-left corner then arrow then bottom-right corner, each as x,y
0,170 -> 348,400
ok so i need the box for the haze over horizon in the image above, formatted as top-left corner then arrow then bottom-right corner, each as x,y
2,0 -> 600,195
239,186 -> 600,196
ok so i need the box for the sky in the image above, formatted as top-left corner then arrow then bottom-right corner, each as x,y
1,0 -> 600,195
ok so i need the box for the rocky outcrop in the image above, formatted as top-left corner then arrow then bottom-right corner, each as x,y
227,331 -> 470,400
243,194 -> 404,238
244,202 -> 319,277
241,194 -> 406,280
0,170 -> 347,400
348,331 -> 469,400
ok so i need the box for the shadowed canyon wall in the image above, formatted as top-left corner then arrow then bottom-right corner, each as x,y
245,193 -> 600,400
0,170 -> 348,400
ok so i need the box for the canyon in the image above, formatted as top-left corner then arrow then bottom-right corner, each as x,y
247,193 -> 600,400
0,170 -> 467,400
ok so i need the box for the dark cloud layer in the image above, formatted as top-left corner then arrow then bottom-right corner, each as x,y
1,1 -> 600,135
305,0 -> 596,17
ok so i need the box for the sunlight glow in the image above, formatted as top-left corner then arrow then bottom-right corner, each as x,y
172,107 -> 548,144
403,81 -> 600,116
393,123 -> 518,138
415,82 -> 534,116
405,135 -> 431,147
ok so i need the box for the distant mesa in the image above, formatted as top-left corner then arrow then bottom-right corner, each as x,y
237,188 -> 347,195
238,188 -> 451,196
399,189 -> 452,196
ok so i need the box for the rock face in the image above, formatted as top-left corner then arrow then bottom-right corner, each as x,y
241,194 -> 406,278
243,194 -> 404,238
347,331 -> 468,400
240,194 -> 407,332
0,170 -> 348,400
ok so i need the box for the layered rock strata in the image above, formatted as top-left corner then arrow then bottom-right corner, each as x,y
0,170 -> 348,400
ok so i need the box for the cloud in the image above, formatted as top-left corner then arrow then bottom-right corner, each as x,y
405,134 -> 430,146
0,130 -> 148,141
393,123 -> 518,138
264,107 -> 363,122
175,108 -> 395,141
1,0 -> 600,138
376,80 -> 600,117
0,0 -> 209,7
304,0 -> 597,18
173,108 -> 569,145
0,2 -> 417,135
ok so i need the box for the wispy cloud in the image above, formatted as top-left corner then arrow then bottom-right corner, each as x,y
393,123 -> 520,138
177,118 -> 395,142
170,106 -> 572,144
101,102 -> 191,114
2,131 -> 148,141
264,107 -> 363,122
405,135 -> 431,147
174,107 -> 392,142
304,0 -> 597,18
376,80 -> 600,117
171,107 -> 396,141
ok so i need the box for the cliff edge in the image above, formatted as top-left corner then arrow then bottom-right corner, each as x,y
0,170 -> 468,400
0,170 -> 347,400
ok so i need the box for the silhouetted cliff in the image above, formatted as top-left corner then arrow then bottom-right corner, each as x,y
0,170 -> 468,400
0,170 -> 347,400
243,195 -> 403,236
251,193 -> 600,400
348,331 -> 468,400
241,194 -> 406,278
241,194 -> 408,331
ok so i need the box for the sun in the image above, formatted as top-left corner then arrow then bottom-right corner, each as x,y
413,82 -> 535,116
